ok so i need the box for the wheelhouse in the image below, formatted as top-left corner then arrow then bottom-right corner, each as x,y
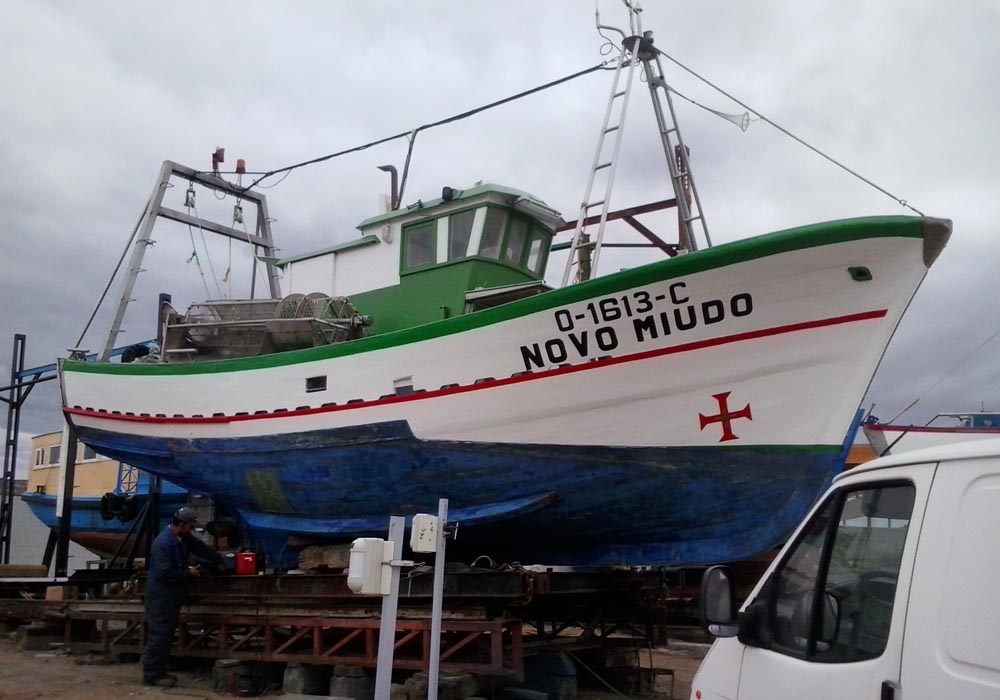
277,183 -> 563,336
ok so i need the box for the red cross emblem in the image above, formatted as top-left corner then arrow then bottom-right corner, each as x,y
699,391 -> 753,442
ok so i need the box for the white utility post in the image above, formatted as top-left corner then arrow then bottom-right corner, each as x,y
427,498 -> 449,700
374,515 -> 406,700
348,503 -> 451,700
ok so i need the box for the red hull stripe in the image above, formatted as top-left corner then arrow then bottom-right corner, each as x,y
867,425 -> 1000,434
65,309 -> 888,426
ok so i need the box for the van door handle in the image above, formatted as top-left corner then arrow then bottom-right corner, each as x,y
881,680 -> 901,700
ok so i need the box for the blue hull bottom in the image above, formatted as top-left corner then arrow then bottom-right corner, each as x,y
74,421 -> 848,568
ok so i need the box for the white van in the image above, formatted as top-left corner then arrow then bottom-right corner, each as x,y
692,438 -> 1000,700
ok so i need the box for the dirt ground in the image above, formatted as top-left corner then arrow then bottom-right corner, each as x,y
0,637 -> 216,700
0,636 -> 704,700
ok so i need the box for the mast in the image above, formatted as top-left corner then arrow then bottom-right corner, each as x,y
99,162 -> 280,361
563,1 -> 710,285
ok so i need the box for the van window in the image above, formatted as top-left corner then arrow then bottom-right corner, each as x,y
769,483 -> 914,663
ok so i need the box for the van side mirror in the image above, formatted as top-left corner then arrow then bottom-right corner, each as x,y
701,565 -> 739,638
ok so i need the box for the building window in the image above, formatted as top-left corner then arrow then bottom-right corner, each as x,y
479,208 -> 508,259
49,444 -> 61,466
80,444 -> 97,461
403,221 -> 436,269
34,448 -> 44,468
448,209 -> 476,260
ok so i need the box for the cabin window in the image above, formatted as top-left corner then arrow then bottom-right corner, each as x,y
403,221 -> 436,269
48,444 -> 61,466
503,219 -> 529,265
448,209 -> 476,260
526,229 -> 548,274
479,208 -> 508,259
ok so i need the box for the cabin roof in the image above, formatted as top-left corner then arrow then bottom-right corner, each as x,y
274,234 -> 380,267
356,182 -> 557,230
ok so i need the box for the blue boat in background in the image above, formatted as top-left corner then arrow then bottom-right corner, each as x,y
21,430 -> 188,559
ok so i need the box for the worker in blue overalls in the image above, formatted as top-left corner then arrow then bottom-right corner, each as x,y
143,507 -> 225,688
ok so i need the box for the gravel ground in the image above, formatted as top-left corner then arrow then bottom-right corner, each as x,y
0,636 -> 705,700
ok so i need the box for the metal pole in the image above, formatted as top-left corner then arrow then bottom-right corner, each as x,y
427,498 -> 449,700
41,530 -> 58,571
100,161 -> 174,361
375,515 -> 405,700
107,500 -> 149,569
156,294 -> 172,349
54,423 -> 78,577
144,474 -> 162,562
1,334 -> 26,563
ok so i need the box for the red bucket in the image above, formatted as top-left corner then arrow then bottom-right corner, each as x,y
235,552 -> 257,575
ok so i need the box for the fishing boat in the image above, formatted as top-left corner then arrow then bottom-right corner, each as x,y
863,411 -> 1000,456
20,430 -> 188,559
58,8 -> 951,568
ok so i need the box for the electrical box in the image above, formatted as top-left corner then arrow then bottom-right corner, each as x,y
347,537 -> 396,596
410,513 -> 439,553
347,538 -> 385,595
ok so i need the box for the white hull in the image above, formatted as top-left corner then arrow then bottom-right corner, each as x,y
64,230 -> 932,449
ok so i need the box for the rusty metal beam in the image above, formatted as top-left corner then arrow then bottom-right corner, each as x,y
324,628 -> 364,658
622,216 -> 678,256
61,604 -> 522,678
556,199 -> 677,233
275,626 -> 311,655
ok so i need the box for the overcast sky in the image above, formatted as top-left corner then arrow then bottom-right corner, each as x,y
2,1 -> 999,476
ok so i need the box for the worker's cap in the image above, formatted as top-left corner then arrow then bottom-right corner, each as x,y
173,507 -> 199,525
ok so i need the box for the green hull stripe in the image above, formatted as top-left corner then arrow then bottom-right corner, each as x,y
63,216 -> 924,377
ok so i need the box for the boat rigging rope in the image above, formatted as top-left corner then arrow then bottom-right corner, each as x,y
199,34 -> 921,219
237,62 -> 612,192
652,46 -> 925,216
235,214 -> 273,294
886,326 -> 1000,423
72,183 -> 169,349
186,196 -> 224,300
